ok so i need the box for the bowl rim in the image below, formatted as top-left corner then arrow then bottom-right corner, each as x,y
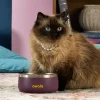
19,73 -> 57,78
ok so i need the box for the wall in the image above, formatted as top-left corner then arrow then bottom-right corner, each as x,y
12,0 -> 53,59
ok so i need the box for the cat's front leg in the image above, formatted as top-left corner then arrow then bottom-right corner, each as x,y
54,64 -> 73,91
29,62 -> 38,73
66,80 -> 77,89
57,74 -> 68,91
29,61 -> 44,74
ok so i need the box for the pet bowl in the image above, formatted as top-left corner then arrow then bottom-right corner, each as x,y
18,73 -> 58,93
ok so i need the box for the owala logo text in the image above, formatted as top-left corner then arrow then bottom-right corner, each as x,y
32,84 -> 44,88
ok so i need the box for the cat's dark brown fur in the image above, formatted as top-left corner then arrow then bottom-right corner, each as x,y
29,12 -> 100,91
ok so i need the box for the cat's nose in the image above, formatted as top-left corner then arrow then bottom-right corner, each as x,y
52,32 -> 59,35
51,31 -> 56,34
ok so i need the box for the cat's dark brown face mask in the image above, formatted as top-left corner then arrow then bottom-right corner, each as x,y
33,11 -> 69,42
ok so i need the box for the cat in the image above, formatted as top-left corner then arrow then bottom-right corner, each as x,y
29,11 -> 100,91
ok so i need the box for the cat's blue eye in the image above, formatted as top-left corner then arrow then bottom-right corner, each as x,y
45,27 -> 51,31
57,27 -> 62,31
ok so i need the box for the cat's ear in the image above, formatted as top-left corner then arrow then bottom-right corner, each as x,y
37,12 -> 48,21
60,11 -> 66,19
60,11 -> 69,21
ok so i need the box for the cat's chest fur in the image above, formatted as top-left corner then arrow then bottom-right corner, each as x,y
34,42 -> 74,73
35,48 -> 59,72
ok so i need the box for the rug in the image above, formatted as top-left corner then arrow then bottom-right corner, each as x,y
0,73 -> 100,100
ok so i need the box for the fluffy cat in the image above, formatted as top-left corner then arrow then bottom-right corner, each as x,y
29,11 -> 100,91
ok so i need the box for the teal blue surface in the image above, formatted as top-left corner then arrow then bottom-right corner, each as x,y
0,46 -> 30,72
0,46 -> 26,59
0,59 -> 30,72
94,44 -> 100,48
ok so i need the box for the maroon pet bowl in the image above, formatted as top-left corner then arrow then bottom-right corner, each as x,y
18,73 -> 58,93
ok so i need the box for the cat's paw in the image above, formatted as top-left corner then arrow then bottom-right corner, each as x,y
66,80 -> 77,89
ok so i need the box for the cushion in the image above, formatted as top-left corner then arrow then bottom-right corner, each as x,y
0,58 -> 30,72
0,45 -> 30,72
0,46 -> 26,59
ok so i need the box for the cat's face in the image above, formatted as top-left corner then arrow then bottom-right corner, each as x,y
33,12 -> 69,42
